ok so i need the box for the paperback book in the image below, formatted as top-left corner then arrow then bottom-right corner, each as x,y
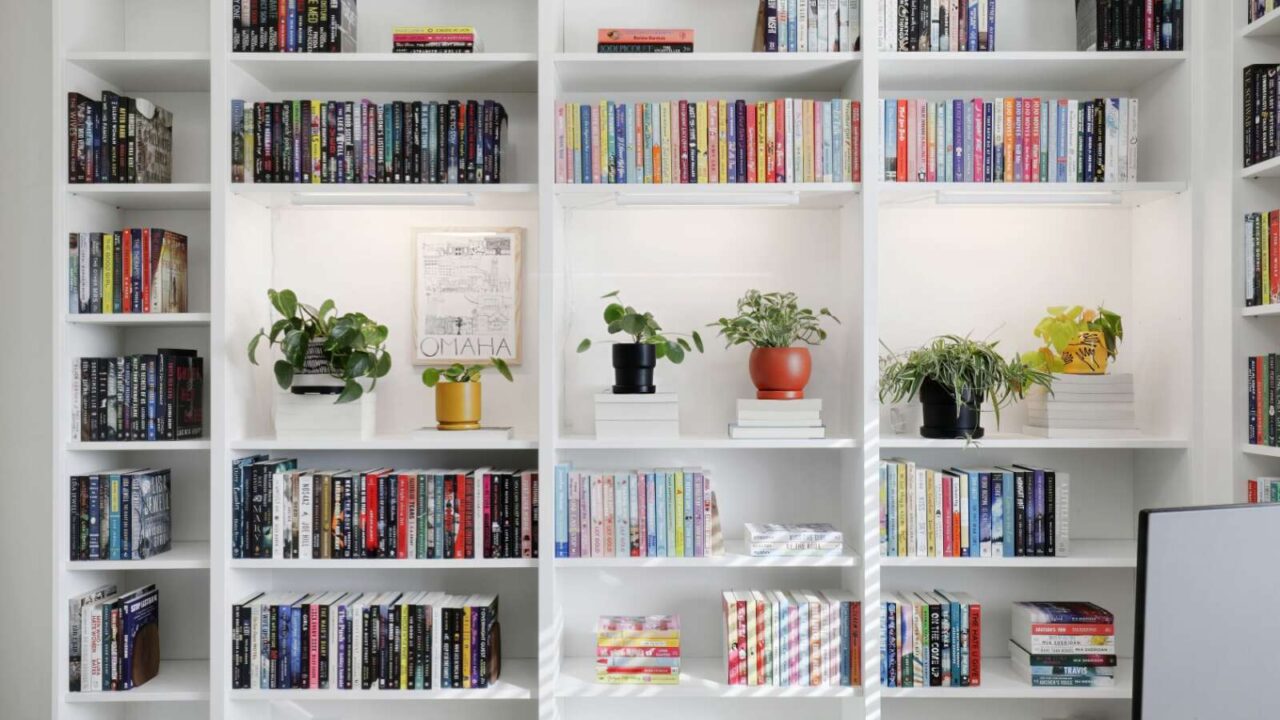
722,589 -> 861,686
744,523 -> 844,556
1009,601 -> 1116,687
1247,477 -> 1280,503
597,615 -> 681,684
882,590 -> 981,687
67,229 -> 188,315
232,0 -> 357,52
70,469 -> 172,561
1076,0 -> 1183,51
597,28 -> 694,53
73,584 -> 160,692
756,0 -> 858,52
67,92 -> 172,184
879,0 -> 995,51
71,348 -> 204,441
393,26 -> 478,53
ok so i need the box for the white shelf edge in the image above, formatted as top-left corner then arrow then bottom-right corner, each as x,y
1242,155 -> 1280,179
553,51 -> 862,62
229,558 -> 538,570
231,51 -> 538,63
65,50 -> 211,62
880,539 -> 1136,568
555,656 -> 860,698
555,548 -> 858,569
67,439 -> 211,451
1242,12 -> 1280,38
63,659 -> 210,702
878,181 -> 1187,208
556,434 -> 858,450
65,541 -> 210,571
879,433 -> 1188,450
1242,443 -> 1280,458
230,658 -> 535,700
229,435 -> 537,450
66,312 -> 211,326
1243,304 -> 1280,317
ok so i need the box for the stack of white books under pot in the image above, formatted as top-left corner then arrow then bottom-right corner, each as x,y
1023,374 -> 1137,438
595,392 -> 679,439
729,398 -> 825,439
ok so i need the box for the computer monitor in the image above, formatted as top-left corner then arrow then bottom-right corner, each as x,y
1134,503 -> 1280,719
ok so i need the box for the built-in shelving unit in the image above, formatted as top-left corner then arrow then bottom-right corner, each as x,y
50,2 -> 1214,720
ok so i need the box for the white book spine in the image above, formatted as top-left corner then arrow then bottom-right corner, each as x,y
904,467 -> 916,557
250,602 -> 261,689
785,97 -> 795,182
1067,100 -> 1077,181
1127,98 -> 1139,181
1116,99 -> 1129,182
352,600 -> 363,689
1056,472 -> 1070,557
85,603 -> 102,692
299,473 -> 312,560
800,0 -> 810,51
272,472 -> 284,560
1104,98 -> 1119,183
959,472 -> 970,556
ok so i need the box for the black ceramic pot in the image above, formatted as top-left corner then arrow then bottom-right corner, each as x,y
919,378 -> 985,439
612,343 -> 656,394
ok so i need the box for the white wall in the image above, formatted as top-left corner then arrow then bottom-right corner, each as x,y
0,0 -> 54,717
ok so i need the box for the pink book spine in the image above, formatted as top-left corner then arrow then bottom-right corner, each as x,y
973,99 -> 984,183
918,100 -> 928,181
774,98 -> 785,182
635,103 -> 646,183
591,475 -> 604,557
581,472 -> 592,557
568,473 -> 580,557
636,473 -> 647,556
309,603 -> 320,688
790,602 -> 801,685
521,471 -> 533,558
590,105 -> 601,183
815,99 -> 825,183
482,472 -> 492,559
555,104 -> 566,183
603,475 -> 615,556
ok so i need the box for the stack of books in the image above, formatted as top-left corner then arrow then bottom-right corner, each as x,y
597,28 -> 693,53
882,590 -> 981,687
393,26 -> 478,53
594,393 -> 679,439
756,0 -> 858,52
1023,374 -> 1136,438
596,615 -> 681,685
744,523 -> 843,557
1010,602 -> 1116,688
730,399 -> 825,439
722,590 -> 860,686
231,0 -> 358,52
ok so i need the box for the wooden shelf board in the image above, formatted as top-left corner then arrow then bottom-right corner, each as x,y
557,434 -> 857,450
64,659 -> 210,702
880,539 -> 1136,568
65,52 -> 210,91
555,182 -> 861,209
880,432 -> 1188,450
556,657 -> 860,698
231,52 -> 538,92
230,658 -> 534,700
882,657 -> 1131,699
879,51 -> 1185,92
230,435 -> 537,451
66,541 -> 209,571
554,52 -> 861,93
879,182 -> 1187,208
65,184 -> 212,210
66,313 -> 211,327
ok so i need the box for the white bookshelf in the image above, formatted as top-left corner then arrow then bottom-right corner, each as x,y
49,2 -> 1214,720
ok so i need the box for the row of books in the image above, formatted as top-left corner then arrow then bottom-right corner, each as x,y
69,584 -> 160,692
1246,355 -> 1280,446
882,97 -> 1139,184
69,469 -> 171,561
552,466 -> 723,558
1244,210 -> 1280,307
758,0 -> 859,52
232,0 -> 357,53
231,99 -> 510,184
1249,1 -> 1280,25
554,99 -> 863,185
68,230 -> 189,315
745,523 -> 844,557
721,589 -> 861,686
596,615 -> 681,685
880,461 -> 1070,558
72,350 -> 204,442
1247,477 -> 1280,503
67,92 -> 172,184
232,457 -> 539,560
879,0 -> 996,52
1010,601 -> 1116,688
598,28 -> 693,53
882,590 -> 981,687
1244,65 -> 1280,169
394,26 -> 478,54
1077,0 -> 1184,51
231,591 -> 500,690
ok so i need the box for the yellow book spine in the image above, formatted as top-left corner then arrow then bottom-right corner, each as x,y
660,102 -> 673,183
400,605 -> 409,688
673,471 -> 685,556
462,605 -> 472,688
599,101 -> 609,182
310,101 -> 322,183
765,101 -> 776,183
756,103 -> 767,183
566,103 -> 577,182
696,102 -> 708,184
896,463 -> 908,557
718,100 -> 728,183
596,636 -> 682,648
594,672 -> 681,684
102,233 -> 114,313
926,469 -> 937,557
1003,98 -> 1015,183
393,25 -> 476,34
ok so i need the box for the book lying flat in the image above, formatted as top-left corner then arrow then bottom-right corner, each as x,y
728,424 -> 826,439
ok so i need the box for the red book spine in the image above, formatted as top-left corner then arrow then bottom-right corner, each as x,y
277,0 -> 287,51
309,603 -> 320,687
735,599 -> 747,685
598,645 -> 681,657
520,472 -> 532,558
775,98 -> 785,183
1022,98 -> 1033,182
443,475 -> 455,557
1144,0 -> 1155,50
397,473 -> 408,559
968,602 -> 982,686
745,106 -> 757,183
755,599 -> 765,685
678,100 -> 690,183
942,475 -> 953,556
896,100 -> 908,182
120,230 -> 131,312
140,228 -> 151,312
1030,623 -> 1115,636
364,472 -> 379,557
852,101 -> 862,183
1248,479 -> 1258,503
1030,100 -> 1041,182
461,473 -> 473,558
482,472 -> 492,559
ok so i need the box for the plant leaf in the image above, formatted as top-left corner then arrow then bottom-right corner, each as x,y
603,303 -> 625,324
247,333 -> 262,365
577,339 -> 592,353
600,290 -> 620,299
277,289 -> 298,319
273,360 -> 294,390
666,342 -> 685,364
692,330 -> 704,352
336,379 -> 363,404
372,351 -> 392,378
492,357 -> 513,382
421,367 -> 442,387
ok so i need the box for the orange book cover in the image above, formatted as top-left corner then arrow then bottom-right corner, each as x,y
597,28 -> 694,43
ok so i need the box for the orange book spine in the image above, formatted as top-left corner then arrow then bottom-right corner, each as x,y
597,28 -> 694,43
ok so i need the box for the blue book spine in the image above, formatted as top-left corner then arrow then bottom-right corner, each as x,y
655,474 -> 667,556
554,465 -> 569,557
1024,470 -> 1037,555
885,601 -> 896,687
1057,101 -> 1068,181
683,472 -> 694,557
831,99 -> 842,183
839,602 -> 850,685
950,599 -> 961,685
884,100 -> 896,180
979,472 -> 991,555
644,473 -> 656,556
968,0 -> 979,50
290,604 -> 302,686
1035,470 -> 1046,554
145,358 -> 157,440
120,473 -> 131,560
822,102 -> 832,181
991,474 -> 1004,553
1003,471 -> 1016,555
604,101 -> 615,183
106,474 -> 120,560
967,471 -> 978,556
580,105 -> 592,184
336,604 -> 347,687
789,0 -> 799,50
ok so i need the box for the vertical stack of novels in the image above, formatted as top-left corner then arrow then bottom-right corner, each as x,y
67,92 -> 172,183
230,457 -> 538,560
729,398 -> 825,439
1249,1 -> 1280,26
594,392 -> 678,439
881,97 -> 1139,183
231,99 -> 509,184
393,26 -> 478,53
721,590 -> 861,687
68,584 -> 160,692
880,460 -> 1070,558
1010,602 -> 1116,688
881,591 -> 981,687
72,348 -> 204,441
1077,0 -> 1183,51
1247,477 -> 1280,502
1246,354 -> 1280,446
68,230 -> 188,314
553,466 -> 723,558
745,523 -> 844,557
1244,65 -> 1280,169
230,591 -> 501,689
756,0 -> 858,52
1024,375 -> 1136,438
554,99 -> 862,184
597,28 -> 693,53
1244,209 -> 1280,307
69,469 -> 171,561
596,615 -> 681,685
879,0 -> 995,51
232,0 -> 357,52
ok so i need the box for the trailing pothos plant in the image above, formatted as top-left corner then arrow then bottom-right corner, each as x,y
247,289 -> 392,403
712,289 -> 840,348
879,334 -> 1054,428
576,291 -> 705,364
1021,305 -> 1124,373
421,358 -> 514,387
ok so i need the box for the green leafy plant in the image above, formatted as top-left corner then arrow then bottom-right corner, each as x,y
576,291 -> 704,364
1021,306 -> 1124,373
711,290 -> 840,348
247,289 -> 391,404
421,358 -> 514,387
879,334 -> 1054,428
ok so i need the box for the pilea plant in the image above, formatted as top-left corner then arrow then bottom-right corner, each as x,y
247,289 -> 391,403
576,291 -> 704,364
712,290 -> 840,348
421,358 -> 514,387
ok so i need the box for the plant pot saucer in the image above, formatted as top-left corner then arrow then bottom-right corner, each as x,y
757,389 -> 805,400
437,421 -> 482,431
919,426 -> 984,440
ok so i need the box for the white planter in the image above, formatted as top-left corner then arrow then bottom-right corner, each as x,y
273,389 -> 376,440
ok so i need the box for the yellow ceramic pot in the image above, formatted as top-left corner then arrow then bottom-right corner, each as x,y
1061,330 -> 1108,374
435,381 -> 482,430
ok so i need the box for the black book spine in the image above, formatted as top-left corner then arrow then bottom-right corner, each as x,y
361,607 -> 372,688
318,601 -> 329,688
377,605 -> 389,689
299,602 -> 310,689
328,0 -> 339,51
125,97 -> 136,183
467,100 -> 480,182
80,358 -> 92,439
1013,470 -> 1026,556
531,471 -> 539,558
1250,356 -> 1260,443
1045,469 -> 1057,556
897,0 -> 910,50
68,93 -> 83,183
232,0 -> 242,52
268,606 -> 278,689
232,603 -> 244,688
344,101 -> 356,182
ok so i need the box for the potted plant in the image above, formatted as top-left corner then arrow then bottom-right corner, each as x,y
421,359 -> 514,430
576,291 -> 704,394
879,334 -> 1053,439
247,289 -> 391,438
711,289 -> 840,400
1021,305 -> 1124,375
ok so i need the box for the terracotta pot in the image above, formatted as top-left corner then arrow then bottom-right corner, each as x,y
435,381 -> 482,431
748,347 -> 813,400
